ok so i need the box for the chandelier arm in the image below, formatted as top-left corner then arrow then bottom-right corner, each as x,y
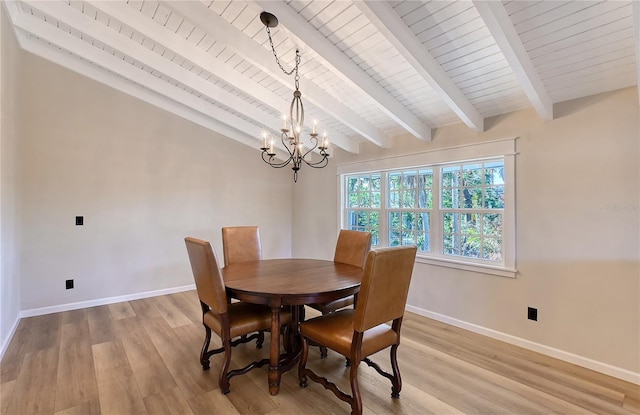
303,156 -> 329,169
261,129 -> 298,168
261,151 -> 294,168
279,131 -> 293,150
301,135 -> 317,158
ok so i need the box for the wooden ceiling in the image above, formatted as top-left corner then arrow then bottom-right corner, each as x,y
5,1 -> 639,154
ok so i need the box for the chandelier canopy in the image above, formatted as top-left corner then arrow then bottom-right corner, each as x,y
259,11 -> 329,183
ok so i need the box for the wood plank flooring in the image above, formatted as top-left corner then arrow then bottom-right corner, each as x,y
1,290 -> 638,414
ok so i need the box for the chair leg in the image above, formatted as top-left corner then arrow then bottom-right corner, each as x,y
256,330 -> 264,349
200,325 -> 212,370
219,338 -> 232,394
390,344 -> 402,398
317,309 -> 329,358
320,345 -> 328,358
282,324 -> 291,354
298,337 -> 309,388
349,359 -> 362,415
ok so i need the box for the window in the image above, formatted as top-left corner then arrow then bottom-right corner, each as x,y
339,139 -> 516,277
441,161 -> 504,261
346,173 -> 381,245
387,169 -> 432,252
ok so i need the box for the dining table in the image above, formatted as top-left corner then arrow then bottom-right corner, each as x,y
221,258 -> 363,395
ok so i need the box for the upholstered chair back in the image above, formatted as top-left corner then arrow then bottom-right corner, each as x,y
333,230 -> 372,269
353,246 -> 417,333
185,237 -> 228,314
222,226 -> 262,267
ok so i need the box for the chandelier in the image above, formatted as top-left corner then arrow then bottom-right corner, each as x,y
259,11 -> 329,183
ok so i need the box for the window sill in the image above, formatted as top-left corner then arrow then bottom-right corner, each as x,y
415,255 -> 517,278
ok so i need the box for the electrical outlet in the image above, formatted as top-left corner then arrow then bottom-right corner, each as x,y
528,307 -> 538,321
66,279 -> 74,290
75,216 -> 83,226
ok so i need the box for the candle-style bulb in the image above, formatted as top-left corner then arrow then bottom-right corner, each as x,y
312,119 -> 317,134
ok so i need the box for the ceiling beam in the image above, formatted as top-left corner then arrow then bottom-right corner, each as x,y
252,0 -> 432,141
473,0 -> 553,121
633,0 -> 640,105
89,1 -> 357,155
355,1 -> 484,133
23,0 -> 325,159
2,0 -> 26,48
167,1 -> 388,148
23,1 -> 279,129
12,8 -> 291,160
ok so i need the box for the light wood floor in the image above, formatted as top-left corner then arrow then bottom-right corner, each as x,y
1,290 -> 638,415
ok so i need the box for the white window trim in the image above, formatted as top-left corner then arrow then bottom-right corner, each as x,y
337,138 -> 517,278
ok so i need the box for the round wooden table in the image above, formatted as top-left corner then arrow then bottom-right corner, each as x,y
221,259 -> 363,395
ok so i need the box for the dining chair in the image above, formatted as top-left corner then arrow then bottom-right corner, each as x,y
308,229 -> 372,358
221,226 -> 262,267
309,229 -> 372,315
298,246 -> 417,415
184,236 -> 292,394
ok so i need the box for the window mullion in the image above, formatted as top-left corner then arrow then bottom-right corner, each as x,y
380,172 -> 388,247
432,168 -> 443,257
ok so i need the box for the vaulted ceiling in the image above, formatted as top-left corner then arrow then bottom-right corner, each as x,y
5,1 -> 640,155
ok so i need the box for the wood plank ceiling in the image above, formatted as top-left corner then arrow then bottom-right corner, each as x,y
5,1 -> 639,155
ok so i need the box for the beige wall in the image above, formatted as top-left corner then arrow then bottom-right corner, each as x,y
295,87 -> 640,374
0,3 -> 22,354
17,52 -> 294,311
291,161 -> 339,260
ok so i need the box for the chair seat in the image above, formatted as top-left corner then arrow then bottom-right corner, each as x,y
308,295 -> 354,314
204,302 -> 291,339
300,309 -> 398,357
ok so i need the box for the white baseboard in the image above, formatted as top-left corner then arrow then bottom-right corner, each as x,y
0,315 -> 21,361
19,284 -> 196,318
406,305 -> 640,385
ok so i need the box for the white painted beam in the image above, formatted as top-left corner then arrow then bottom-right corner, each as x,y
22,1 -> 279,129
167,1 -> 387,148
473,0 -> 553,121
89,1 -> 357,154
633,0 -> 640,106
355,1 -> 484,133
2,0 -> 26,48
23,0 -> 329,161
11,10 -> 291,160
251,0 -> 432,141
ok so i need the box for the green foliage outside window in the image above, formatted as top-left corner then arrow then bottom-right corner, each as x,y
387,169 -> 432,252
346,174 -> 381,245
442,161 -> 504,261
344,159 -> 505,262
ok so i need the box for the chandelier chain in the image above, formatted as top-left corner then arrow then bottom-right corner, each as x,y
266,26 -> 301,88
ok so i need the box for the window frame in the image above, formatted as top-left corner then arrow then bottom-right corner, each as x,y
338,138 -> 517,278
